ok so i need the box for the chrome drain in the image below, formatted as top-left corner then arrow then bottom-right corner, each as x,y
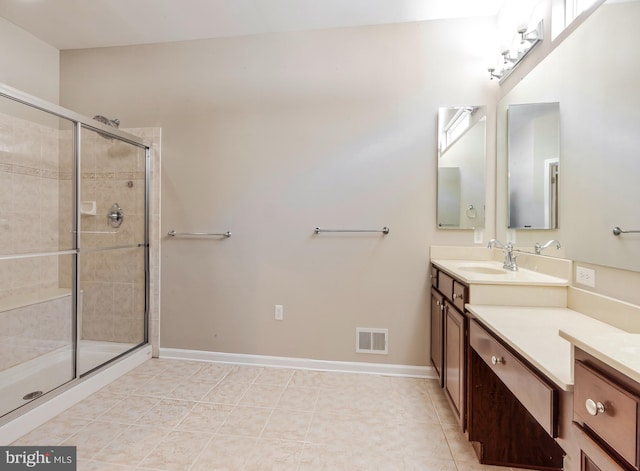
22,391 -> 44,401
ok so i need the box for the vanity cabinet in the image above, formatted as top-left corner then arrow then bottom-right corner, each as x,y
430,264 -> 468,429
467,318 -> 564,470
573,348 -> 640,471
430,288 -> 444,386
444,299 -> 465,425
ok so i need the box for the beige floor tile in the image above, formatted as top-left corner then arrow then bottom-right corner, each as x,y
63,390 -> 124,420
12,414 -> 92,445
138,430 -> 212,471
136,399 -> 195,428
62,420 -> 130,460
224,365 -> 263,383
99,395 -> 160,424
134,375 -> 182,398
154,360 -> 205,378
254,367 -> 294,386
164,377 -> 215,401
102,373 -> 153,395
93,424 -> 169,466
306,411 -> 355,444
190,434 -> 257,471
202,380 -> 250,405
299,442 -> 353,470
244,438 -> 304,470
262,408 -> 312,441
277,386 -> 319,411
289,369 -> 325,388
238,383 -> 284,408
317,371 -> 365,388
192,363 -> 233,383
176,402 -> 233,433
217,406 -> 272,437
9,359 -> 504,471
77,460 -> 134,471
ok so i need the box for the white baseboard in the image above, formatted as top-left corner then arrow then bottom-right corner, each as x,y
160,348 -> 435,379
0,345 -> 152,445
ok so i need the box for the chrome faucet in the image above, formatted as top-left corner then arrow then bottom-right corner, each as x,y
487,239 -> 518,271
534,239 -> 561,255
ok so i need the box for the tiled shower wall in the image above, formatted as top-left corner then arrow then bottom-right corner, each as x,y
0,105 -> 161,363
0,109 -> 73,371
0,110 -> 68,298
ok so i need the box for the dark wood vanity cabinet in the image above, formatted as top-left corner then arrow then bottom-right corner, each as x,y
444,299 -> 465,426
430,264 -> 468,429
468,319 -> 565,470
430,288 -> 444,386
573,348 -> 640,471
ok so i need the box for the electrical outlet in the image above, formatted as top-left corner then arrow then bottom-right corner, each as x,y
274,304 -> 284,321
576,266 -> 596,288
474,229 -> 483,244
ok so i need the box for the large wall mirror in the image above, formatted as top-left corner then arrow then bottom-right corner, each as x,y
496,0 -> 640,272
437,106 -> 486,230
508,102 -> 559,230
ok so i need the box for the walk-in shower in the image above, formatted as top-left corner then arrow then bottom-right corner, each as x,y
0,84 -> 151,419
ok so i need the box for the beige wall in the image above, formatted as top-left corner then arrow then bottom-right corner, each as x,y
0,17 -> 59,104
60,18 -> 497,366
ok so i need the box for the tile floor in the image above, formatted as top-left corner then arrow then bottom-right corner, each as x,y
13,359 -> 535,470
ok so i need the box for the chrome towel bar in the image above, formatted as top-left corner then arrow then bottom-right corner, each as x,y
314,227 -> 389,235
612,226 -> 640,236
168,230 -> 231,238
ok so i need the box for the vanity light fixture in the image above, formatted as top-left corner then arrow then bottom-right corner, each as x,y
488,19 -> 544,81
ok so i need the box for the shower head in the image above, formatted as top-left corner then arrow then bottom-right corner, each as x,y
93,115 -> 120,128
92,115 -> 121,141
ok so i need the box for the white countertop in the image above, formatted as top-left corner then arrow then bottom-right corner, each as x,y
432,259 -> 569,286
466,304 -> 624,391
559,329 -> 640,384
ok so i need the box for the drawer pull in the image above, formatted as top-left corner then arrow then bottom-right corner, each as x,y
585,398 -> 606,416
453,293 -> 463,300
436,300 -> 441,306
491,355 -> 504,365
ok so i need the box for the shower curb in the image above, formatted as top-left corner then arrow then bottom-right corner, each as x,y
0,345 -> 152,445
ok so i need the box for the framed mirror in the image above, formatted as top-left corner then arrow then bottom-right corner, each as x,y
437,106 -> 486,229
507,102 -> 560,229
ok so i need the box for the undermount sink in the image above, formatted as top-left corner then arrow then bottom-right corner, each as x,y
458,265 -> 507,275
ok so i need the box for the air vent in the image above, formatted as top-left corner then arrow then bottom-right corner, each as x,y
356,328 -> 388,354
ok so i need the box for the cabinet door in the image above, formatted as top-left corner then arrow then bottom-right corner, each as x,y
445,301 -> 465,428
430,288 -> 444,386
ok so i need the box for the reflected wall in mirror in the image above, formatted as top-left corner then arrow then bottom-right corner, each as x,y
496,0 -> 640,272
508,102 -> 559,229
437,106 -> 486,229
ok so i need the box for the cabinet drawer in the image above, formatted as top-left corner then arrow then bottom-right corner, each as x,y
469,319 -> 558,437
452,280 -> 466,311
574,361 -> 639,468
438,271 -> 453,299
430,265 -> 438,288
436,271 -> 467,309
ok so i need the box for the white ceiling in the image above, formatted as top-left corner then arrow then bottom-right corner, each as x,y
0,0 -> 505,50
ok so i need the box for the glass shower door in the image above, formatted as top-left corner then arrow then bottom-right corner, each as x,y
77,126 -> 147,375
0,96 -> 76,416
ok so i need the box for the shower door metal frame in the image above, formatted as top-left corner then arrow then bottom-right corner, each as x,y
0,82 -> 151,385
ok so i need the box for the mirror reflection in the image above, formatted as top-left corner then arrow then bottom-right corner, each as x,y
508,102 -> 559,230
496,0 -> 640,272
437,106 -> 486,230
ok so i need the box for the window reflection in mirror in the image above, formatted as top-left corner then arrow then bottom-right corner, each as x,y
507,102 -> 559,230
437,106 -> 486,230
